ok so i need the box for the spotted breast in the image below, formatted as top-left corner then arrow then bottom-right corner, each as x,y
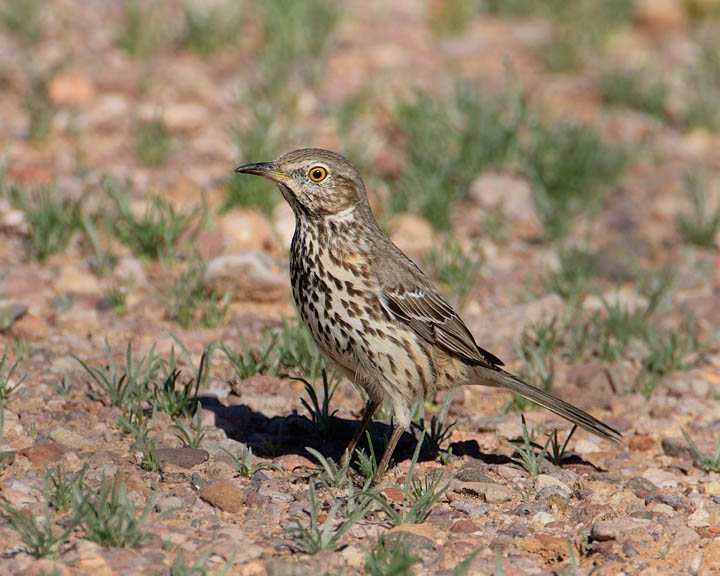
289,213 -> 462,429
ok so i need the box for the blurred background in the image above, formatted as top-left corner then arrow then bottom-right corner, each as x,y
0,0 -> 718,400
0,2 -> 719,573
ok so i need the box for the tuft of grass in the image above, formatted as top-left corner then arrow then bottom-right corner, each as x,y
686,44 -> 720,131
224,317 -> 326,381
78,474 -> 160,548
117,0 -> 166,57
334,88 -> 376,178
0,502 -> 79,558
275,316 -> 327,379
222,446 -> 281,478
388,91 -> 455,226
0,404 -> 5,458
363,433 -> 450,525
354,430 -> 381,483
139,428 -> 160,472
115,399 -> 160,472
105,284 -> 129,315
636,319 -> 698,399
258,0 -> 340,87
637,264 -> 675,317
599,68 -> 667,119
0,345 -> 25,404
80,217 -> 117,277
562,292 -> 653,365
411,392 -> 456,456
107,181 -> 200,260
305,447 -> 352,488
72,339 -> 158,413
75,339 -> 209,431
178,1 -> 239,54
223,334 -> 277,380
504,415 -> 551,477
592,297 -> 647,362
165,258 -> 230,328
1,0 -> 43,42
548,246 -> 594,303
482,201 -> 508,244
681,428 -> 720,473
364,534 -> 419,576
547,425 -> 577,467
424,239 -> 482,309
152,340 -> 212,419
54,370 -> 73,397
429,0 -> 474,36
25,71 -> 56,143
286,482 -> 371,554
43,463 -> 88,513
225,103 -> 279,214
484,0 -> 633,71
507,318 -> 560,412
170,405 -> 205,449
391,85 -> 525,230
512,270 -> 696,401
132,118 -> 173,166
10,186 -> 80,261
454,83 -> 526,177
534,1 -> 634,73
12,337 -> 29,361
295,369 -> 340,441
525,121 -> 626,239
676,170 -> 720,247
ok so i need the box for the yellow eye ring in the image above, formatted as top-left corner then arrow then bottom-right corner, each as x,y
308,166 -> 327,182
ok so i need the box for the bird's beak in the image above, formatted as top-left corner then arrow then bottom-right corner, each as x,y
234,161 -> 289,184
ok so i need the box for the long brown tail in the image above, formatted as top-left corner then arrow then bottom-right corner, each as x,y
476,366 -> 623,443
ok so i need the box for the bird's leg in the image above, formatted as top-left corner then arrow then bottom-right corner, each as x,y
373,426 -> 404,484
340,400 -> 379,468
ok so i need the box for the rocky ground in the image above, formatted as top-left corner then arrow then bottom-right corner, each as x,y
0,0 -> 719,574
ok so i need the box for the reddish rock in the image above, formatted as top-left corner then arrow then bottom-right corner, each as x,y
380,487 -> 405,503
49,73 -> 95,105
273,453 -> 316,473
450,519 -> 478,533
634,0 -> 688,31
19,444 -> 63,466
629,434 -> 654,452
200,479 -> 245,513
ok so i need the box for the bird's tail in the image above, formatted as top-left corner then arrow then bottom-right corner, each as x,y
475,366 -> 623,443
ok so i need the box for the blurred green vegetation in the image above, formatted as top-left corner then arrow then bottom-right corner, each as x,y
388,84 -> 626,238
389,85 -> 525,230
526,121 -> 627,239
177,1 -> 240,54
1,0 -> 44,42
132,118 -> 173,167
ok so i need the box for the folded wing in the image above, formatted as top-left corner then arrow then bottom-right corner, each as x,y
380,285 -> 504,368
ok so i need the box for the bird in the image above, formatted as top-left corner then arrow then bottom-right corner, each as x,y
235,148 -> 622,482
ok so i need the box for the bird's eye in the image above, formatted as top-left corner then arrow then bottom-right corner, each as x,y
308,166 -> 327,182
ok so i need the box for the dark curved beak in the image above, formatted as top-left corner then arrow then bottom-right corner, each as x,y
234,161 -> 289,183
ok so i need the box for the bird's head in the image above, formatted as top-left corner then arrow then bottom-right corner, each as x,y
235,148 -> 367,218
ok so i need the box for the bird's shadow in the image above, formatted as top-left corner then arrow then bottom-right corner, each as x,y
199,396 -> 603,473
200,396 -> 437,466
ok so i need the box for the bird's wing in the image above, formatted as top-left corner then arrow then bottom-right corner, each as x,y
380,284 -> 504,368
